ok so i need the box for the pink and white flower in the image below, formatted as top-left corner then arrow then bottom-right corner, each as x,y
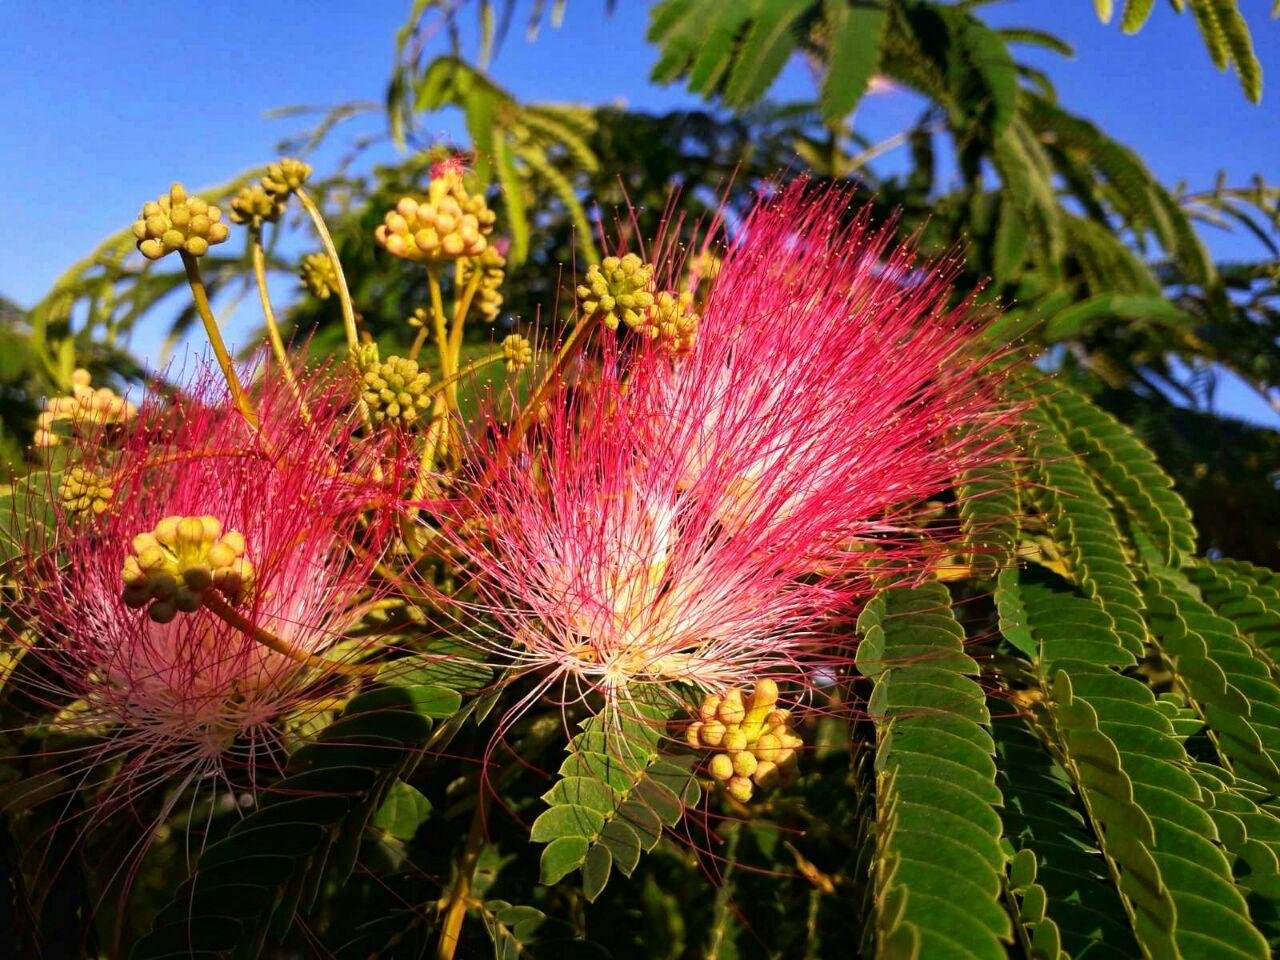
445,181 -> 1019,724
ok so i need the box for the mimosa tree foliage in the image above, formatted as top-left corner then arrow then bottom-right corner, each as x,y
2,2 -> 1279,958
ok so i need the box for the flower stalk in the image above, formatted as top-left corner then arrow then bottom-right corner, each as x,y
180,251 -> 259,428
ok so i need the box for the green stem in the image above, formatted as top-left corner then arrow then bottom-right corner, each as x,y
427,266 -> 452,379
179,252 -> 258,428
294,187 -> 359,354
504,312 -> 599,457
201,592 -> 380,677
436,791 -> 491,960
425,266 -> 458,465
250,229 -> 309,420
424,350 -> 506,399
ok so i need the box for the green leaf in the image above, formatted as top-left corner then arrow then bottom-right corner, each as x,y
819,0 -> 886,121
131,685 -> 439,959
530,804 -> 607,843
1121,0 -> 1156,33
1042,293 -> 1195,342
534,699 -> 697,897
371,779 -> 432,840
540,836 -> 590,885
723,0 -> 809,108
860,584 -> 1011,959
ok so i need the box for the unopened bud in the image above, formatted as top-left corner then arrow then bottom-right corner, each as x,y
576,254 -> 655,331
717,688 -> 746,725
708,753 -> 734,781
133,183 -> 230,260
501,334 -> 533,373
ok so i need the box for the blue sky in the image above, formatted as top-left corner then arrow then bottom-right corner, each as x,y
1,1 -> 1276,420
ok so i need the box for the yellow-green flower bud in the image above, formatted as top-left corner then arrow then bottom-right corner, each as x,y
716,688 -> 746,726
740,678 -> 779,740
229,183 -> 286,228
732,750 -> 758,778
461,245 -> 506,322
708,753 -> 734,781
576,254 -> 655,331
375,175 -> 495,264
58,466 -> 114,519
35,369 -> 137,446
686,681 -> 800,802
357,345 -> 432,428
752,760 -> 779,788
699,718 -> 726,747
641,290 -> 699,357
501,334 -> 533,373
684,720 -> 704,747
699,694 -> 722,721
299,252 -> 339,300
754,733 -> 783,764
726,776 -> 754,803
260,158 -> 312,198
407,306 -> 430,329
121,515 -> 254,623
132,184 -> 230,260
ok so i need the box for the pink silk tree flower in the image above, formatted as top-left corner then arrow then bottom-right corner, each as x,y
8,358 -> 397,818
445,180 -> 1020,726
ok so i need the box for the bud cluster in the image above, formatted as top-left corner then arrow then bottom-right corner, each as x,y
642,290 -> 699,357
58,466 -> 115,519
121,515 -> 255,624
228,183 -> 286,229
299,251 -> 339,300
686,250 -> 722,291
35,369 -> 137,447
375,170 -> 495,263
685,679 -> 802,802
227,158 -> 312,232
501,334 -> 534,373
260,158 -> 313,198
576,254 -> 655,331
356,344 -> 433,427
461,246 -> 507,322
133,183 -> 231,260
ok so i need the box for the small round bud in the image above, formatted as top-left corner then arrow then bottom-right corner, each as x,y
752,761 -> 780,787
726,777 -> 754,803
684,721 -> 704,747
501,334 -> 533,373
576,254 -> 655,331
754,734 -> 782,763
732,750 -> 758,778
298,251 -> 339,300
708,753 -> 734,781
356,345 -> 433,428
132,183 -> 230,260
260,158 -> 312,198
717,688 -> 746,725
752,679 -> 779,710
229,183 -> 286,228
700,719 -> 726,747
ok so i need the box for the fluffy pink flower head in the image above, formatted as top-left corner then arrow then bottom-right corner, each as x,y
10,358 -> 396,806
449,180 -> 1018,726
